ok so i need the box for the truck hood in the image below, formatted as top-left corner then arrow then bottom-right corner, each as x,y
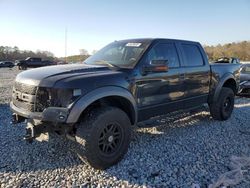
15,63 -> 116,87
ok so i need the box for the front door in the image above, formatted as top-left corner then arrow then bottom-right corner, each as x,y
135,42 -> 185,121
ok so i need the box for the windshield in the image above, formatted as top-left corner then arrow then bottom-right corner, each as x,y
84,40 -> 150,68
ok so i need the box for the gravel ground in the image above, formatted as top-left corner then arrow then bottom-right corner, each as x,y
0,67 -> 250,188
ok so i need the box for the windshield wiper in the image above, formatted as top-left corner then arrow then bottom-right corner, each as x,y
93,60 -> 121,69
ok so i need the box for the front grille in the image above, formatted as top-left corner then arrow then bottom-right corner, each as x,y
12,82 -> 37,112
14,82 -> 37,95
12,83 -> 74,113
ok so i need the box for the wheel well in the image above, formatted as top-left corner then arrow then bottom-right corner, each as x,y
222,78 -> 237,94
80,96 -> 136,125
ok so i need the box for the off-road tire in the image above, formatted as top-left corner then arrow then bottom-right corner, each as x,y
209,87 -> 235,120
74,106 -> 131,169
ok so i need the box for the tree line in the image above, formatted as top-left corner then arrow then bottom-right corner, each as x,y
1,41 -> 250,63
0,46 -> 90,63
64,54 -> 90,62
204,41 -> 250,61
0,46 -> 56,62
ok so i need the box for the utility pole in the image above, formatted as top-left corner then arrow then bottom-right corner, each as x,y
65,27 -> 67,63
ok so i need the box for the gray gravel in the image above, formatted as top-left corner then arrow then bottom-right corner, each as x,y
0,67 -> 250,188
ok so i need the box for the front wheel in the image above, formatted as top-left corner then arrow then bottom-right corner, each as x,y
74,107 -> 131,169
209,87 -> 235,120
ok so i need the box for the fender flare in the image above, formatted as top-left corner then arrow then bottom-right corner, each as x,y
66,86 -> 137,124
213,73 -> 236,102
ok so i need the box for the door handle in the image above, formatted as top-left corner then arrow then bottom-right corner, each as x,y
179,73 -> 185,80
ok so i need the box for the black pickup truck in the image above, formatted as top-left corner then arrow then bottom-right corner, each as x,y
16,57 -> 55,70
10,38 -> 241,169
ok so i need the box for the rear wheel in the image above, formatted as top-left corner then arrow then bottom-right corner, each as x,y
209,87 -> 235,120
74,106 -> 131,169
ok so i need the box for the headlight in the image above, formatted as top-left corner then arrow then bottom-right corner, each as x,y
36,88 -> 82,112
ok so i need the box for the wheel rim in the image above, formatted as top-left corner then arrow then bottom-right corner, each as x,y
223,97 -> 232,112
98,123 -> 123,155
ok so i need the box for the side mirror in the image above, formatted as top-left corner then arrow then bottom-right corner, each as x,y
142,59 -> 169,75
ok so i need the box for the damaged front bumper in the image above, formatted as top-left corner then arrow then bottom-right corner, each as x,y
10,102 -> 74,142
10,101 -> 70,123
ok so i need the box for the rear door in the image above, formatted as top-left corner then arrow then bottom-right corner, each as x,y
177,42 -> 210,106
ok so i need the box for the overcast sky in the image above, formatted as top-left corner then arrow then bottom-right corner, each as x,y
0,0 -> 249,57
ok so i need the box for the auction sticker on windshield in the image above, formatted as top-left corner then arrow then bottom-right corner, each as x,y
125,43 -> 142,47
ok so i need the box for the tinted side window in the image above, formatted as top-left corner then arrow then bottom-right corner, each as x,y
182,44 -> 204,66
146,43 -> 180,68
